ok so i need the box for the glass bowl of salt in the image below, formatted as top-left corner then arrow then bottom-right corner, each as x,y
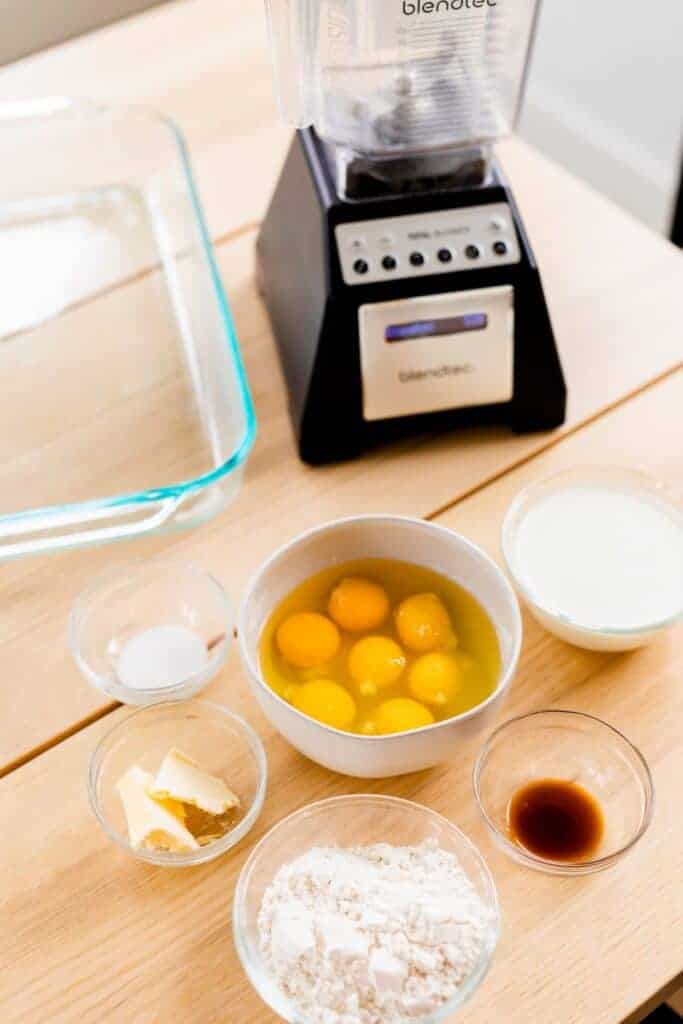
70,558 -> 232,704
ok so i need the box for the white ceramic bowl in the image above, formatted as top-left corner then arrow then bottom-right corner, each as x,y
501,466 -> 683,652
238,515 -> 522,778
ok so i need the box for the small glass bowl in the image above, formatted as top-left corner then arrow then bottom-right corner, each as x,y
233,795 -> 500,1023
70,558 -> 233,704
501,465 -> 683,652
473,710 -> 654,875
89,700 -> 267,866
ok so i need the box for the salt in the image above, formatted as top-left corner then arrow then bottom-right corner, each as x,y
116,624 -> 209,690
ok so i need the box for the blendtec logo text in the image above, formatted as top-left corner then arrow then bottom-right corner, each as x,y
402,0 -> 497,13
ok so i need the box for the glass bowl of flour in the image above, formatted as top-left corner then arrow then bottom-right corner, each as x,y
233,794 -> 500,1023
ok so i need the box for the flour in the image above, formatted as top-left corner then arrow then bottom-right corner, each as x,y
257,838 -> 494,1024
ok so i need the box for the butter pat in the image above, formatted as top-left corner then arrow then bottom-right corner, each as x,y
149,748 -> 240,816
116,765 -> 199,852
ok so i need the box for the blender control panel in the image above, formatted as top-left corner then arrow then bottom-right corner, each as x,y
335,203 -> 520,286
358,284 -> 514,423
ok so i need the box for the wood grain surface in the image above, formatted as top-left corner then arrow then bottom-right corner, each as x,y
1,371 -> 681,1024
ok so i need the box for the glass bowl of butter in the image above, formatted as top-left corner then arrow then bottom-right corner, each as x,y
89,700 -> 267,866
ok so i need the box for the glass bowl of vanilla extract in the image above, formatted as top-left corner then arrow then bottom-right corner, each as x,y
473,710 -> 654,875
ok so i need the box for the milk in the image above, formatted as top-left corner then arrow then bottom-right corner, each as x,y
514,486 -> 683,631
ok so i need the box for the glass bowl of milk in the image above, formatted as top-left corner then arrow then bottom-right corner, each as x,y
502,466 -> 683,651
70,558 -> 233,703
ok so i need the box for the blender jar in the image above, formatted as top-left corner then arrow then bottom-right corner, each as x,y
265,0 -> 541,193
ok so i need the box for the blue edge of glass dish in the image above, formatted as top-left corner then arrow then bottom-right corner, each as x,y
0,111 -> 257,532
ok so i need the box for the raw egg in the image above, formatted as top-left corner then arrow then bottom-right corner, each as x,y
408,652 -> 461,706
374,697 -> 434,734
454,650 -> 479,679
291,679 -> 357,729
260,557 -> 501,736
395,592 -> 455,653
328,576 -> 390,632
348,636 -> 406,696
276,612 -> 340,669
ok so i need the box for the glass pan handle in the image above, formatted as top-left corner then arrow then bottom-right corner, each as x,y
0,496 -> 180,560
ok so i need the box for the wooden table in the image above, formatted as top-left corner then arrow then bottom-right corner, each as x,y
1,3 -> 682,1022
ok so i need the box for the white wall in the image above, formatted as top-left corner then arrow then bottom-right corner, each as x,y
521,0 -> 683,234
0,0 -> 166,65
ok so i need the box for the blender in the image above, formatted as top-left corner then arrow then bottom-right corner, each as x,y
257,0 -> 567,464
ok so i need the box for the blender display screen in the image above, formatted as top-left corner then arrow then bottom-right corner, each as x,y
385,313 -> 488,342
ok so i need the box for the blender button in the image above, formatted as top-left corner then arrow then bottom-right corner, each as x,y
465,244 -> 481,260
409,252 -> 425,267
493,240 -> 509,256
437,248 -> 453,264
382,255 -> 398,271
353,259 -> 370,275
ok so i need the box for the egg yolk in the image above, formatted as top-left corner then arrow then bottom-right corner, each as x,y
408,652 -> 461,706
328,577 -> 390,633
394,592 -> 455,653
348,636 -> 406,696
374,697 -> 434,735
292,679 -> 357,730
276,612 -> 340,669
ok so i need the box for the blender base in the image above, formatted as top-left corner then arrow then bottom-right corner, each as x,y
257,130 -> 567,466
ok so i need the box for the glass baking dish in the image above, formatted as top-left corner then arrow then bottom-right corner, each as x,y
0,98 -> 255,559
